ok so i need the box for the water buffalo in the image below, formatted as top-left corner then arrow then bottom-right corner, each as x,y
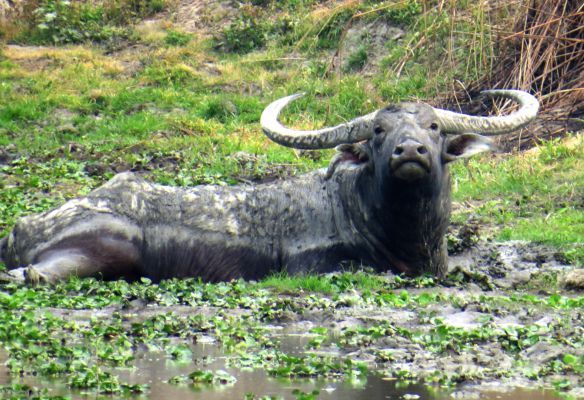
0,90 -> 538,284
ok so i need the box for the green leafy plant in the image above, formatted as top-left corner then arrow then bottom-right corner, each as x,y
169,369 -> 237,386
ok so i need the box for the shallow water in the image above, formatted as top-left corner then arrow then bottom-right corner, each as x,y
0,335 -> 563,400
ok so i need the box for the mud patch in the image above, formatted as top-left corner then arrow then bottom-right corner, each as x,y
562,269 -> 584,290
0,144 -> 18,165
171,0 -> 239,36
449,240 -> 578,291
103,43 -> 150,77
338,19 -> 405,74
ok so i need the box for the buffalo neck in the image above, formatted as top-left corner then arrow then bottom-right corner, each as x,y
335,166 -> 451,275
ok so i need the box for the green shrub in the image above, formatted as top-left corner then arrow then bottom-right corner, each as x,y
219,17 -> 270,54
271,14 -> 302,46
250,0 -> 273,5
102,0 -> 167,23
215,4 -> 305,53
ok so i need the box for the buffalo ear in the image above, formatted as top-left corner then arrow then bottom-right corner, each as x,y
443,133 -> 494,163
325,143 -> 370,179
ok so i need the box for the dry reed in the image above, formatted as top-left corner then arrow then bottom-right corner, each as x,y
451,0 -> 583,150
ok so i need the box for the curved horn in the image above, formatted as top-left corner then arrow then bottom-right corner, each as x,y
261,90 -> 539,147
434,90 -> 539,135
260,93 -> 378,149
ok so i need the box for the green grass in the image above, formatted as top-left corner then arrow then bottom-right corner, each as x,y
450,135 -> 583,264
499,208 -> 583,264
259,271 -> 436,295
260,273 -> 338,294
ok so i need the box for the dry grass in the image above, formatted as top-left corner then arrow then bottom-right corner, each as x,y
310,0 -> 360,20
4,45 -> 126,75
133,19 -> 171,44
450,0 -> 584,150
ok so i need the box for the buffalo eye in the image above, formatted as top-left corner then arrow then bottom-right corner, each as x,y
374,126 -> 384,135
430,122 -> 439,131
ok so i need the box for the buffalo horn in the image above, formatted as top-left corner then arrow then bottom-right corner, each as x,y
260,90 -> 539,149
260,94 -> 377,149
433,90 -> 539,135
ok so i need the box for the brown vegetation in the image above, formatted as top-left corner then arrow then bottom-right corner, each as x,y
456,0 -> 583,150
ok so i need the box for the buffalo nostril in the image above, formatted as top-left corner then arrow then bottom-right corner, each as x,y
417,145 -> 428,155
394,147 -> 404,156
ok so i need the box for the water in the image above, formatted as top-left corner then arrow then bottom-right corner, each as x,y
0,335 -> 563,400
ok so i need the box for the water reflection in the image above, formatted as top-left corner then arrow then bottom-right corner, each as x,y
118,348 -> 441,400
0,340 -> 563,400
